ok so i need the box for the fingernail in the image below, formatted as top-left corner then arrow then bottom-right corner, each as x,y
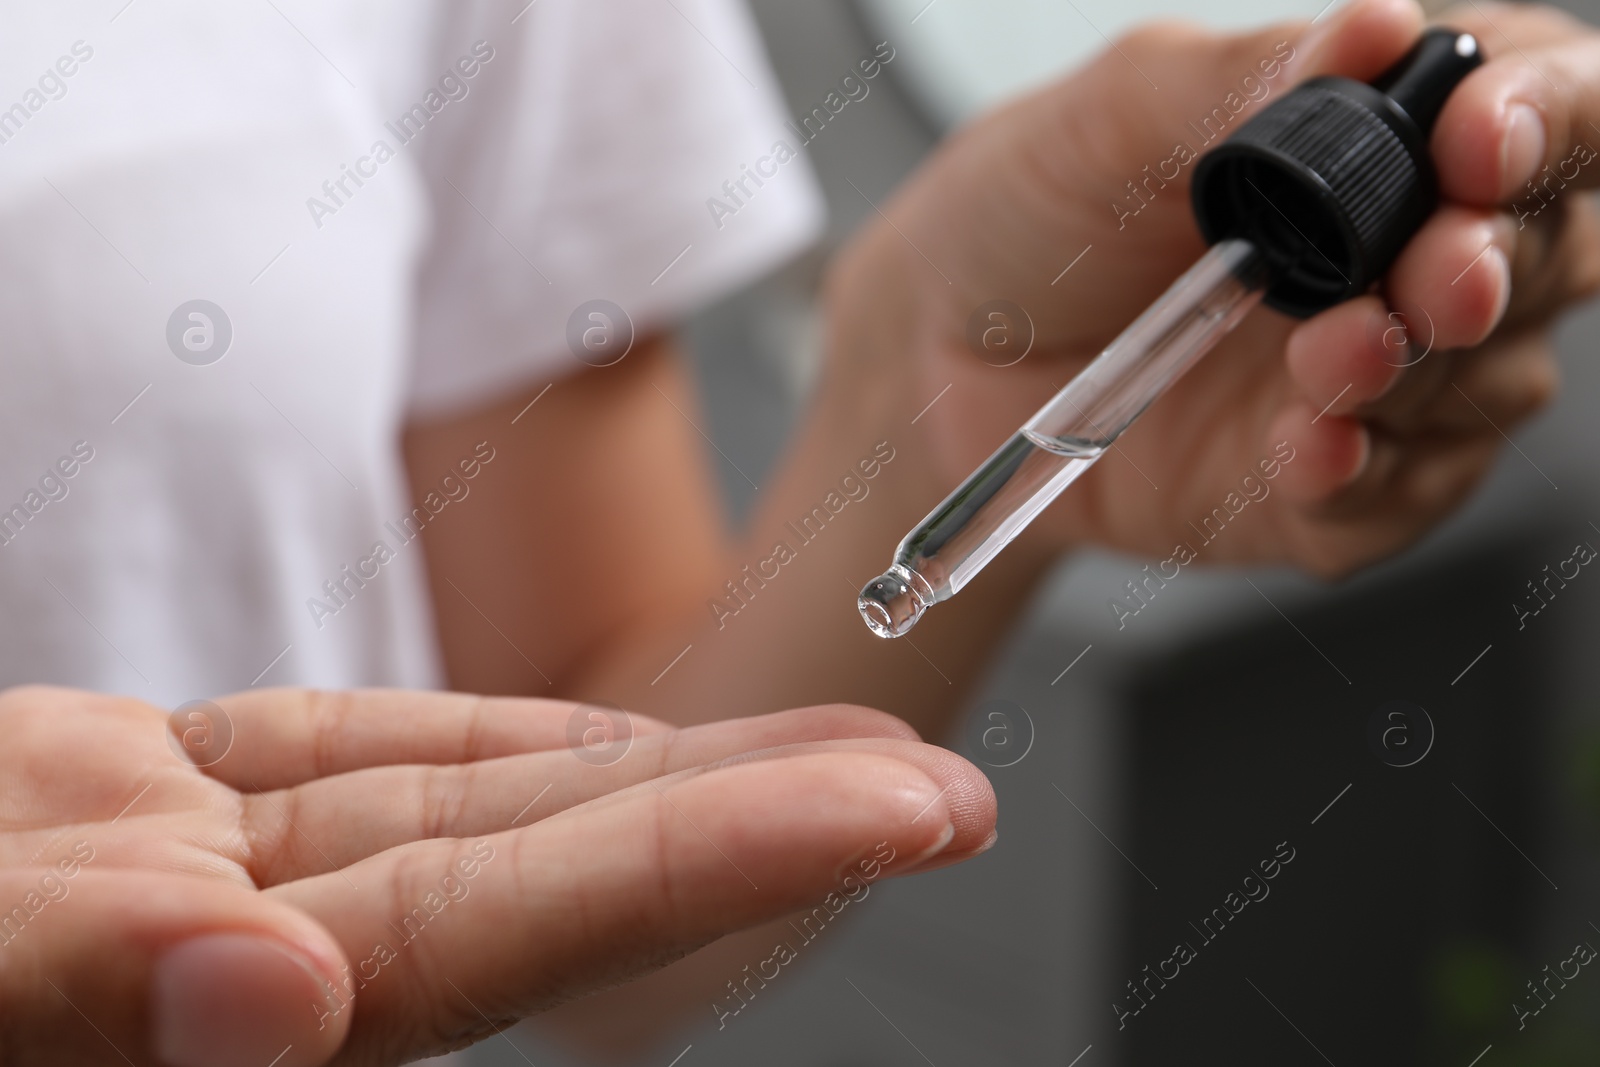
1340,426 -> 1372,487
906,816 -> 957,868
152,934 -> 328,1067
1487,246 -> 1512,327
898,828 -> 996,876
1500,103 -> 1546,200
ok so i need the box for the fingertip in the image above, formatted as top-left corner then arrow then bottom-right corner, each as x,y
712,735 -> 994,856
623,712 -> 675,737
1500,103 -> 1548,203
843,750 -> 990,865
1434,62 -> 1551,204
1286,296 -> 1405,411
897,828 -> 1000,877
1387,206 -> 1513,349
1443,241 -> 1513,347
151,930 -> 349,1067
1269,402 -> 1370,502
696,705 -> 920,750
1348,420 -> 1373,485
1483,245 -> 1513,328
924,746 -> 998,850
689,752 -> 959,857
806,703 -> 923,743
1298,0 -> 1424,81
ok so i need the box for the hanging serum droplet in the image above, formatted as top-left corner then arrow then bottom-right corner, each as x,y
859,241 -> 1263,637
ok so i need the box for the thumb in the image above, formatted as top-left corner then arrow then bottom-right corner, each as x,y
1078,0 -> 1425,194
1291,0 -> 1425,83
0,865 -> 350,1067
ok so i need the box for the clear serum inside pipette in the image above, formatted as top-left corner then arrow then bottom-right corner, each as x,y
858,240 -> 1264,639
856,28 -> 1483,639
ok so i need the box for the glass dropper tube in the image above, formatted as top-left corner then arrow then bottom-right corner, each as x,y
858,238 -> 1268,638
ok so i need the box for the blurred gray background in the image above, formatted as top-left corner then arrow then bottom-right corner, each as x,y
473,0 -> 1600,1063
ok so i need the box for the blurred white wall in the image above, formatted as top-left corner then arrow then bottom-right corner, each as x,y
860,0 -> 1326,125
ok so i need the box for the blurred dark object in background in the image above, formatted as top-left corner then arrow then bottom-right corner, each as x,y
1122,530 -> 1599,1065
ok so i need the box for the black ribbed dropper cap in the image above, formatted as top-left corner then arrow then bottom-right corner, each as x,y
1190,28 -> 1483,317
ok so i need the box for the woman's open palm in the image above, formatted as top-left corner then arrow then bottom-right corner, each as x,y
0,686 -> 993,1066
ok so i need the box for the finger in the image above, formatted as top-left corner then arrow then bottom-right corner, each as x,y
1500,192 -> 1600,330
1268,401 -> 1370,503
1284,295 -> 1406,416
1275,429 -> 1502,577
1428,328 -> 1561,433
271,752 -> 980,1063
537,735 -> 996,858
1292,0 -> 1424,83
200,688 -> 675,791
1362,206 -> 1522,432
1273,331 -> 1556,570
719,739 -> 1000,869
1377,427 -> 1504,518
1385,203 -> 1514,354
0,867 -> 349,1067
1336,427 -> 1501,523
239,707 -> 926,885
1437,0 -> 1593,53
1433,26 -> 1600,205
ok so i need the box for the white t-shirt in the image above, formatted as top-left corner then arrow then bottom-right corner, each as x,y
0,0 -> 822,708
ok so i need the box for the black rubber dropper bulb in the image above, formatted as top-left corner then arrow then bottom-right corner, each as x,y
1191,27 -> 1484,317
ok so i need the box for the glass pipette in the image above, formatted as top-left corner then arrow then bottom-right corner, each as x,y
858,239 -> 1266,638
858,28 -> 1484,638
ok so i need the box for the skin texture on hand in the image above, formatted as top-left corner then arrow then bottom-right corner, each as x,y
0,685 -> 994,1066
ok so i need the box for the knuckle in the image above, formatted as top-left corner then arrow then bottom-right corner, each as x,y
1523,349 -> 1562,413
1571,251 -> 1600,305
1449,0 -> 1568,40
0,685 -> 50,728
1110,20 -> 1201,64
418,764 -> 465,841
653,724 -> 677,780
1565,205 -> 1600,303
0,685 -> 108,718
0,684 -> 55,706
309,689 -> 356,779
460,696 -> 492,762
1305,551 -> 1361,582
1515,4 -> 1588,39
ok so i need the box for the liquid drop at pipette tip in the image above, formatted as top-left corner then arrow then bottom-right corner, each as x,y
858,433 -> 1106,639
